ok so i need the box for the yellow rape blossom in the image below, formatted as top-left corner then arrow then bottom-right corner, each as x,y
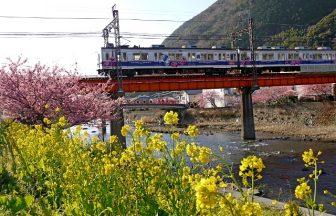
241,202 -> 263,216
147,134 -> 167,152
185,125 -> 199,137
171,132 -> 180,140
239,156 -> 265,186
284,202 -> 301,216
121,124 -> 131,137
109,135 -> 118,143
194,176 -> 218,211
295,182 -> 311,200
163,111 -> 179,125
43,117 -> 52,125
302,149 -> 321,167
186,143 -> 212,164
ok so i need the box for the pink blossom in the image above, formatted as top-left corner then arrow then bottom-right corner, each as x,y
252,86 -> 296,104
296,84 -> 332,99
0,58 -> 118,126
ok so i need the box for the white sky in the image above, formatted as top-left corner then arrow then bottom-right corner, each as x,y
0,0 -> 217,75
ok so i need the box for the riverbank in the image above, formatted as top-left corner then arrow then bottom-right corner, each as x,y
124,101 -> 336,142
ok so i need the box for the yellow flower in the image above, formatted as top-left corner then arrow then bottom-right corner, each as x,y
134,119 -> 144,129
295,182 -> 311,200
163,111 -> 179,125
239,156 -> 265,186
186,143 -> 212,164
170,132 -> 180,140
302,149 -> 320,167
171,141 -> 186,157
95,143 -> 106,152
185,125 -> 199,137
43,117 -> 52,125
104,163 -> 114,175
58,116 -> 67,127
194,176 -> 218,210
109,135 -> 118,143
121,125 -> 131,137
147,134 -> 167,152
284,202 -> 301,216
198,147 -> 212,164
241,202 -> 262,216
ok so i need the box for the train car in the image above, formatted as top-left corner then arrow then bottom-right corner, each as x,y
99,44 -> 336,77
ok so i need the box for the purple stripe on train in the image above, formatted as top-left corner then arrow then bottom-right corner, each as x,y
101,60 -> 335,68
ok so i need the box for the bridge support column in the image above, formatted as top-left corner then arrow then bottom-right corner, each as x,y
110,107 -> 126,148
240,87 -> 256,140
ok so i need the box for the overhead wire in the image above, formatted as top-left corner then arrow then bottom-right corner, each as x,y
0,15 -> 312,26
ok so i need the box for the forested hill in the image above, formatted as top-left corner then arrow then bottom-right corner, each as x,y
162,0 -> 336,49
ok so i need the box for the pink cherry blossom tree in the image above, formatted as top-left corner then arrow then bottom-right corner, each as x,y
296,84 -> 332,99
0,59 -> 118,126
252,86 -> 296,104
198,90 -> 223,108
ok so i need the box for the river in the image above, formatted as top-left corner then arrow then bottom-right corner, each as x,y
82,122 -> 336,214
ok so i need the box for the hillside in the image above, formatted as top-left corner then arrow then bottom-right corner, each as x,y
270,9 -> 336,48
162,0 -> 336,48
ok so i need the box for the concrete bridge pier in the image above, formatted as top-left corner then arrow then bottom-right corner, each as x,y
240,87 -> 256,140
110,107 -> 126,148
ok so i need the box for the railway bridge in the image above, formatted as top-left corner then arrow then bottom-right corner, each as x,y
82,72 -> 336,141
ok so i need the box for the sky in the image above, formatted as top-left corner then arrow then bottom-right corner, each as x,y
0,0 -> 217,75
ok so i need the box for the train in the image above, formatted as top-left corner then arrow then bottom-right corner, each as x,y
98,44 -> 336,77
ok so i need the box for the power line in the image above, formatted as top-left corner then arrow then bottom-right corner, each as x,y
0,15 -> 312,27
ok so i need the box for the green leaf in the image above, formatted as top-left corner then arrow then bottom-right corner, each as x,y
28,164 -> 35,173
38,159 -> 45,170
24,195 -> 34,207
0,195 -> 7,204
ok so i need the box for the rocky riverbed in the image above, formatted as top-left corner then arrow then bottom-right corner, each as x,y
125,101 -> 336,142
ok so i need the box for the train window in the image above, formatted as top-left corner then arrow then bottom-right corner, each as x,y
169,53 -> 176,60
201,53 -> 207,60
188,53 -> 196,61
154,53 -> 164,61
176,53 -> 182,60
207,54 -> 214,60
133,53 -> 141,60
196,54 -> 201,60
278,53 -> 286,61
218,53 -> 222,60
140,53 -> 148,60
262,53 -> 274,60
313,54 -> 322,60
122,53 -> 127,61
241,52 -> 248,60
230,54 -> 236,61
105,53 -> 109,60
288,53 -> 299,60
159,53 -> 164,60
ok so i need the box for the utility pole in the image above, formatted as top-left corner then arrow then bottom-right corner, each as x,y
103,4 -> 123,95
248,0 -> 258,90
102,5 -> 126,147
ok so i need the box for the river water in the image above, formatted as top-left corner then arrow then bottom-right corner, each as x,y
82,122 -> 336,214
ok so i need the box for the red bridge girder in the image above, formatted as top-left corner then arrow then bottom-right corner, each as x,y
81,73 -> 336,93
